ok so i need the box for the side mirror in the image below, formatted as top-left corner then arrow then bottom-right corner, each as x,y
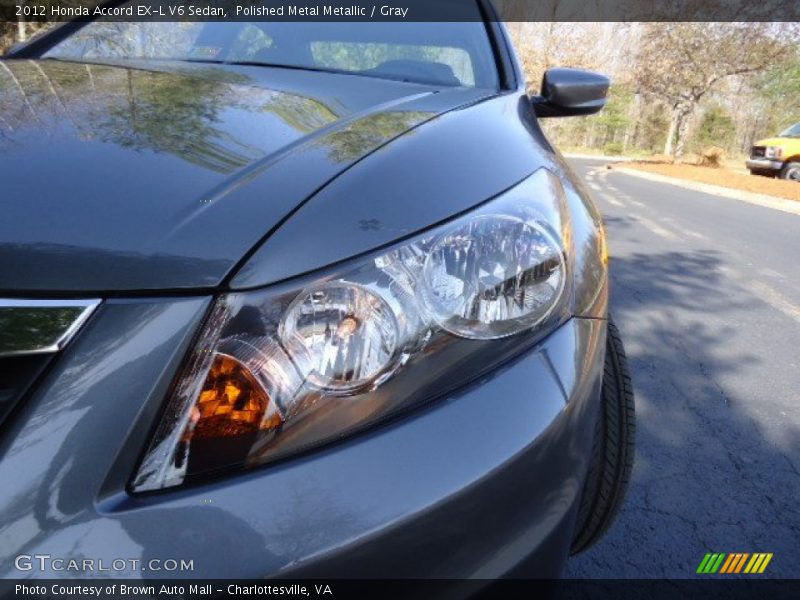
531,68 -> 610,118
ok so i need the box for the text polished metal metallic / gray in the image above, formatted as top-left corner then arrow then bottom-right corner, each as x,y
0,299 -> 100,357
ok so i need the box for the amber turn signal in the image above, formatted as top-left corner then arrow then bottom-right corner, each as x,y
182,353 -> 283,442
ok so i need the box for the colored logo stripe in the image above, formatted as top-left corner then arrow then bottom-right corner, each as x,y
697,553 -> 725,573
744,553 -> 773,574
720,553 -> 749,573
698,552 -> 773,574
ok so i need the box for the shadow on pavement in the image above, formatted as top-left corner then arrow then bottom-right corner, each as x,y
567,249 -> 800,578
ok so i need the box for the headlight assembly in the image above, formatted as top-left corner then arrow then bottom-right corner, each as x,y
765,147 -> 784,159
132,168 -> 574,492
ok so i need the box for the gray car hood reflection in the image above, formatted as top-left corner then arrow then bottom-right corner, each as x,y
0,59 -> 480,293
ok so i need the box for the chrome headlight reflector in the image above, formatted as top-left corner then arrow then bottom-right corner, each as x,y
132,169 -> 573,492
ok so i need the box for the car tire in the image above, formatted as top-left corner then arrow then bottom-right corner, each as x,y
779,162 -> 800,181
570,315 -> 635,555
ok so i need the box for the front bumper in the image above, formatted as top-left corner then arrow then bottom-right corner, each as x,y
746,158 -> 783,171
0,297 -> 606,579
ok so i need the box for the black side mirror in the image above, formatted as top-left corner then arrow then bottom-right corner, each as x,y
531,68 -> 610,118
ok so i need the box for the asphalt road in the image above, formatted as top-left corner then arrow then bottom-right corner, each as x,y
564,158 -> 800,578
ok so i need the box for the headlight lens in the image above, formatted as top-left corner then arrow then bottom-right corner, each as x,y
132,168 -> 573,492
421,215 -> 565,339
279,282 -> 400,391
765,146 -> 784,159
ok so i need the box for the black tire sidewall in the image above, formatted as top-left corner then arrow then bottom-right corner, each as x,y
780,162 -> 800,181
570,316 -> 636,554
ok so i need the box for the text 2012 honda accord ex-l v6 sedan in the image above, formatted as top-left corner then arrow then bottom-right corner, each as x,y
0,9 -> 634,579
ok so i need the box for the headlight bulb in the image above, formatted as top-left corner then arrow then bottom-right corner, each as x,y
280,282 -> 399,391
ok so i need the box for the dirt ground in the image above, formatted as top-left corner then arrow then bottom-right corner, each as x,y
615,162 -> 800,202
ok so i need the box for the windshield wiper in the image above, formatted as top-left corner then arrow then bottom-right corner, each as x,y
183,58 -> 361,78
181,58 -> 444,86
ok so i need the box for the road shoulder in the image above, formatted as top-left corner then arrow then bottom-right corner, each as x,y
610,166 -> 800,217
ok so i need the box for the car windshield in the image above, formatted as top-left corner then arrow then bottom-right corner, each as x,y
43,19 -> 499,89
779,123 -> 800,137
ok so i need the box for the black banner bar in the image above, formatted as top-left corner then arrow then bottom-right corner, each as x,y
3,580 -> 800,600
